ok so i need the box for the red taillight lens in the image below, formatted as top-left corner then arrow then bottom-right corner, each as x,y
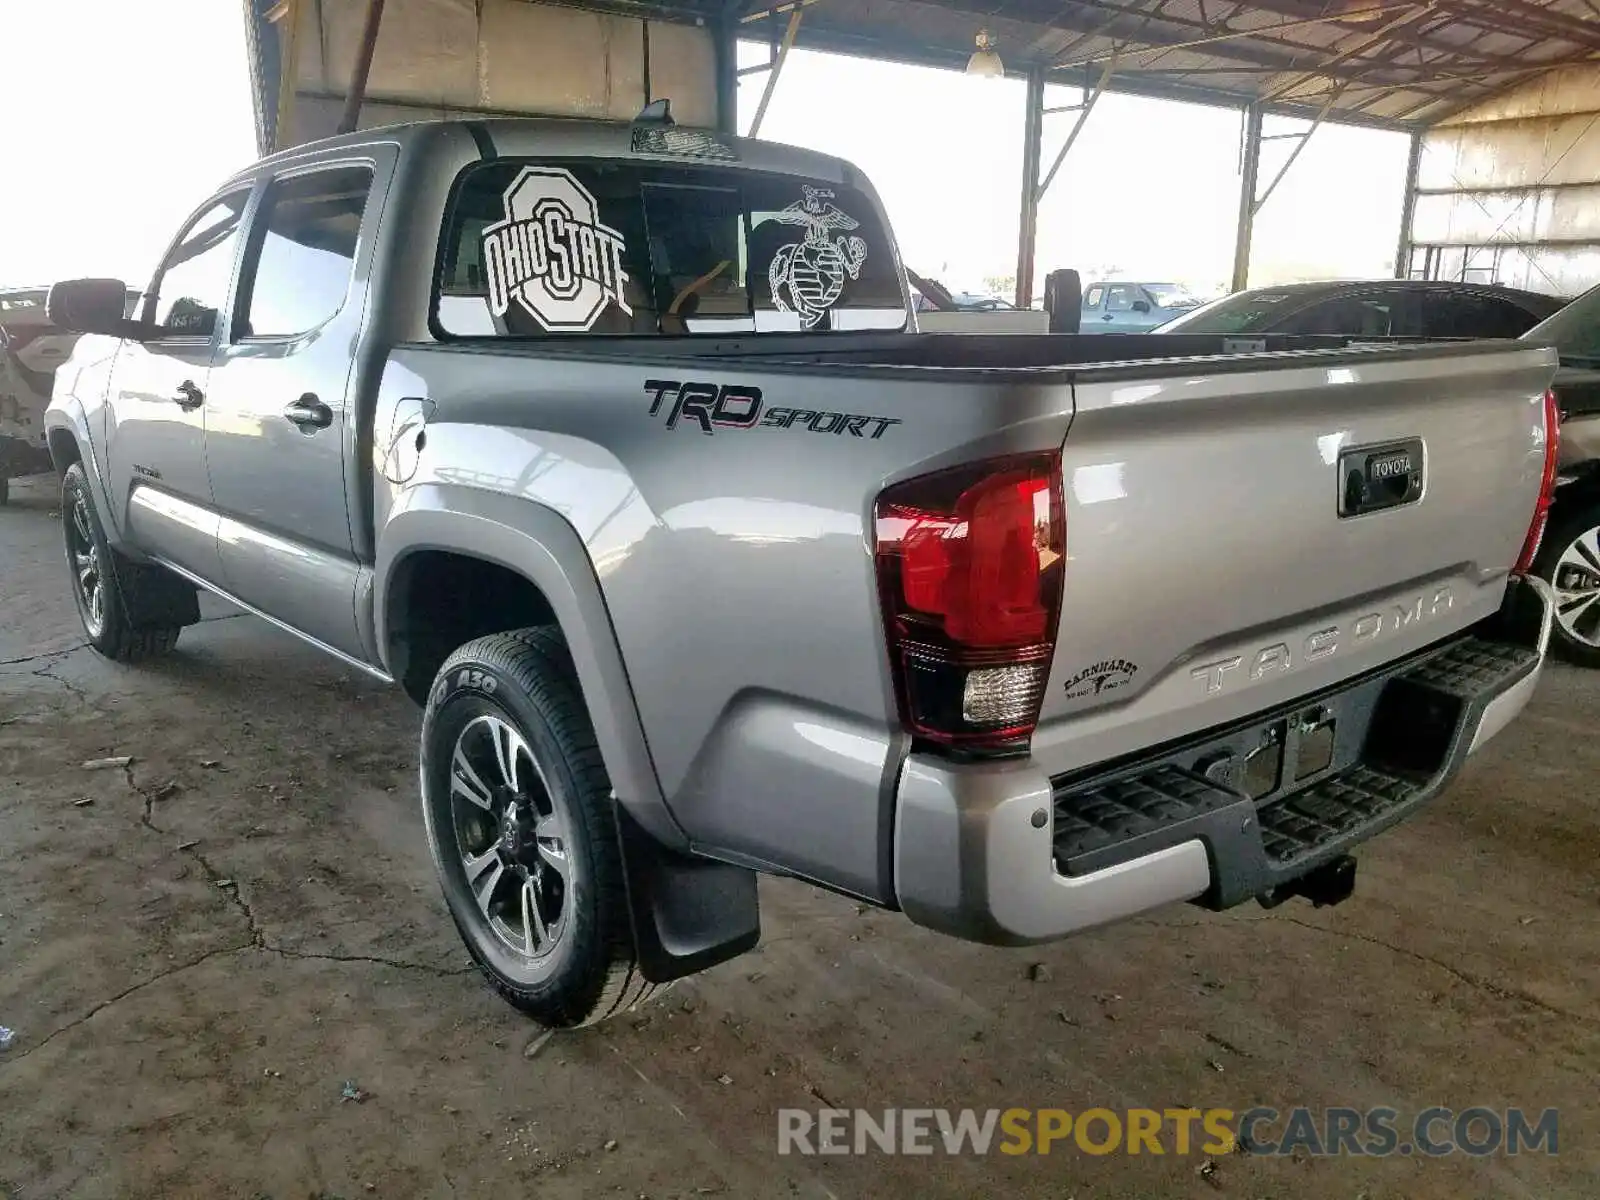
1514,388 -> 1561,574
875,452 -> 1065,751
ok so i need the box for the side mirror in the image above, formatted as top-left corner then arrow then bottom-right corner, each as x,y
47,278 -> 149,339
1042,269 -> 1083,334
1132,299 -> 1152,314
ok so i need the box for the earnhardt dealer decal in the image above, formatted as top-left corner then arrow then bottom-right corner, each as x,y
767,186 -> 868,329
480,166 -> 632,332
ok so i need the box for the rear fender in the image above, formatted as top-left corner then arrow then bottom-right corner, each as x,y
376,487 -> 764,975
375,483 -> 685,851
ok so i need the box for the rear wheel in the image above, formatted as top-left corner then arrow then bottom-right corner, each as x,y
62,463 -> 184,661
1533,501 -> 1600,668
420,628 -> 653,1027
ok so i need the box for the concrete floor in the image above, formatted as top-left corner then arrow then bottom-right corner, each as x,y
0,471 -> 1595,1199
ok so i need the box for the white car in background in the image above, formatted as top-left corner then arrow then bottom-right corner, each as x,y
0,285 -> 136,504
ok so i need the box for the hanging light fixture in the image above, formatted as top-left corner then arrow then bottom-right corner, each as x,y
966,29 -> 1004,78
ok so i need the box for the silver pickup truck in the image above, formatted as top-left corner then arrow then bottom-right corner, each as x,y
44,111 -> 1559,1028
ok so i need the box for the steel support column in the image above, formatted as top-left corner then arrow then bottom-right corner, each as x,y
338,0 -> 387,135
1232,102 -> 1264,294
265,0 -> 301,153
1395,130 -> 1424,279
1016,66 -> 1047,311
714,3 -> 739,135
748,7 -> 802,138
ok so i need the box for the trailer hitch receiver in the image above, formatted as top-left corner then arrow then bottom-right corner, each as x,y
1259,854 -> 1357,910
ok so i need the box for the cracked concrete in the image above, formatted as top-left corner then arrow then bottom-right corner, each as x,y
1278,915 -> 1600,1027
1,471 -> 1597,1199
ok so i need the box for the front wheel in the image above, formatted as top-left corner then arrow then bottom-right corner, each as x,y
420,628 -> 654,1027
61,463 -> 184,662
1533,501 -> 1600,668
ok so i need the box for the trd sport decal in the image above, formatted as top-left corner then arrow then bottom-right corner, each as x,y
481,167 -> 632,332
767,187 -> 868,329
645,380 -> 900,439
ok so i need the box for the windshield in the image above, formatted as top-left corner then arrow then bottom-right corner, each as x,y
1523,285 -> 1600,364
1157,290 -> 1300,333
436,160 -> 908,336
1145,283 -> 1202,309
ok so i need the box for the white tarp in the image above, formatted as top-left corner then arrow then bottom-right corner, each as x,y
276,0 -> 717,147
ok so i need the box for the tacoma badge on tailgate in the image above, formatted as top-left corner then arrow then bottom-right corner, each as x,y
1339,438 -> 1425,518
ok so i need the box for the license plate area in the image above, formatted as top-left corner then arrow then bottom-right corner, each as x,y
1196,702 -> 1349,803
1339,438 -> 1424,518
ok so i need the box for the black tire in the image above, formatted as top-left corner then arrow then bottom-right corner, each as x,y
1532,499 -> 1600,668
62,463 -> 184,662
0,475 -> 9,505
420,627 -> 653,1027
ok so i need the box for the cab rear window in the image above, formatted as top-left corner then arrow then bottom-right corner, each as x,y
435,160 -> 907,336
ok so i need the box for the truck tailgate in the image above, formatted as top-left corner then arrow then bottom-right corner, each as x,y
1030,342 -> 1557,777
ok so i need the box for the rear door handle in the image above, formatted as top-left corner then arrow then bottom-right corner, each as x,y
174,380 -> 204,410
284,394 -> 333,431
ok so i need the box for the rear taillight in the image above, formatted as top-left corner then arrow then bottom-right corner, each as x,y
1514,388 -> 1561,574
874,452 -> 1065,752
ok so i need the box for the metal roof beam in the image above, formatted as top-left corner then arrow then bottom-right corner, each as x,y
1260,4 -> 1430,103
1442,0 -> 1600,50
1228,0 -> 1553,66
1043,10 -> 1472,96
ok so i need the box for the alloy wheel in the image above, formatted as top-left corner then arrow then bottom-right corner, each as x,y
67,492 -> 106,639
1553,524 -> 1600,648
448,714 -> 573,961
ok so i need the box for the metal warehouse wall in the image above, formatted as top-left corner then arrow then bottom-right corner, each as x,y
1407,65 -> 1600,298
262,0 -> 718,152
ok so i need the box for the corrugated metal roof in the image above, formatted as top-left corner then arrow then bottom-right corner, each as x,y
743,0 -> 1600,128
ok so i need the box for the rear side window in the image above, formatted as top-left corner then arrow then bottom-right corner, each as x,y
435,160 -> 906,336
237,166 -> 373,339
1277,295 -> 1395,337
1421,291 -> 1539,339
148,192 -> 250,337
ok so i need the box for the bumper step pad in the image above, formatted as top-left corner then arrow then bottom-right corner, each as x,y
1256,765 -> 1421,865
1050,622 -> 1542,907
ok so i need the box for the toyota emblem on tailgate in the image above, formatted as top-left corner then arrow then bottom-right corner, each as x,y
1339,438 -> 1425,518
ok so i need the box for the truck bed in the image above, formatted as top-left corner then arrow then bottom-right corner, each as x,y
385,332 -> 1554,900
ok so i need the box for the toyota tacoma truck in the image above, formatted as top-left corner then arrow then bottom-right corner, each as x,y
44,109 -> 1558,1028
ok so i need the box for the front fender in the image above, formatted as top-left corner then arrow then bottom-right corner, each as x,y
44,335 -> 135,549
374,483 -> 686,851
43,398 -> 131,550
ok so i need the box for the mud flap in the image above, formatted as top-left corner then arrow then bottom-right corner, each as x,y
613,801 -> 761,984
112,554 -> 202,629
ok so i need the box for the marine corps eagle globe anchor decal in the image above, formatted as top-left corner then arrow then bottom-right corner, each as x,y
768,187 -> 868,329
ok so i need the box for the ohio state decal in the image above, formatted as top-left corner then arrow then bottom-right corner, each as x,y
481,166 -> 632,332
